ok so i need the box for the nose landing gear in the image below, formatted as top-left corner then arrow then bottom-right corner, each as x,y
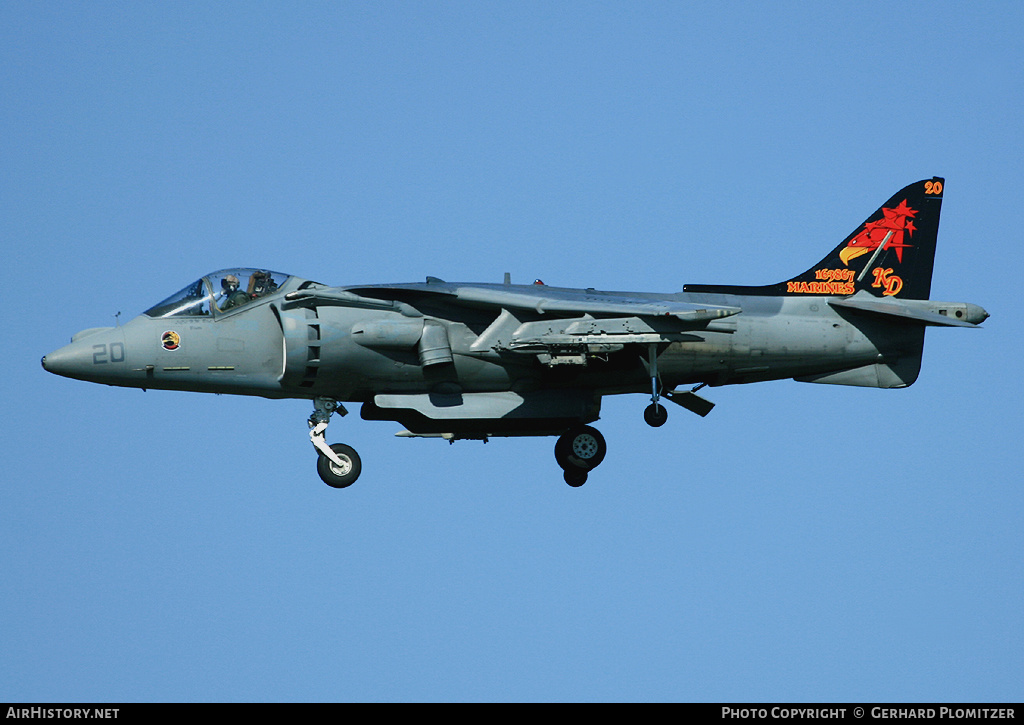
315,442 -> 362,488
309,396 -> 362,488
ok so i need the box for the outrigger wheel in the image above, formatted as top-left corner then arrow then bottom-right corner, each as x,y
644,402 -> 669,427
643,343 -> 669,428
554,425 -> 607,487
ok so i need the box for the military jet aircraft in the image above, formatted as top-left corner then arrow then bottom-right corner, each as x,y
43,178 -> 988,487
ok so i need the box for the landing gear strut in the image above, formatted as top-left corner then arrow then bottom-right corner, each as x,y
308,396 -> 361,488
554,425 -> 607,487
644,343 -> 668,427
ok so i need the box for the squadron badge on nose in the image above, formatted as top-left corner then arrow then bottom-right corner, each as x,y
161,331 -> 181,351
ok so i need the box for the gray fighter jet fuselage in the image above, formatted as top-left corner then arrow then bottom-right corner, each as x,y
43,178 -> 988,487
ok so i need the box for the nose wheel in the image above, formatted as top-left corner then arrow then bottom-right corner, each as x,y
554,425 -> 607,487
316,442 -> 362,488
308,396 -> 362,488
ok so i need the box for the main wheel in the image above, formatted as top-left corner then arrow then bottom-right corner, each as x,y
555,425 -> 607,471
316,443 -> 362,488
563,469 -> 588,487
644,402 -> 668,427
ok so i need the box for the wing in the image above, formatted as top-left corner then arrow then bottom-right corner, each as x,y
284,280 -> 742,365
330,280 -> 742,324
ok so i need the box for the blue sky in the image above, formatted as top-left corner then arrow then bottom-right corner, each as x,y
2,1 -> 1021,702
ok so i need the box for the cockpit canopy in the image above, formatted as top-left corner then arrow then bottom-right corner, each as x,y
145,268 -> 291,318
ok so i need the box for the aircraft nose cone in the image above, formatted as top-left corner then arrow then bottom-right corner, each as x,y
41,341 -> 92,379
43,327 -> 126,381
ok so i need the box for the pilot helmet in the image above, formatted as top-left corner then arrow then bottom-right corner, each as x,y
222,274 -> 240,291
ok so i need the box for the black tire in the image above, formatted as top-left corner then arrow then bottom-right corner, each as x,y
316,443 -> 362,488
644,402 -> 668,427
554,425 -> 607,471
563,469 -> 588,487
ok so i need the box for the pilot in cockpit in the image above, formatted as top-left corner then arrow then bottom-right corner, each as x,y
219,274 -> 249,311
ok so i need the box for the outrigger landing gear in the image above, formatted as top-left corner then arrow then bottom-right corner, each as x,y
308,397 -> 361,488
554,425 -> 607,487
644,343 -> 668,428
644,402 -> 668,427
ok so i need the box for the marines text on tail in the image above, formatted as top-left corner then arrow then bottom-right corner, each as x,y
44,178 -> 988,487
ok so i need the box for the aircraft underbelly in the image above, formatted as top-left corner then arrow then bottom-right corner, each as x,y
361,389 -> 601,436
660,310 -> 877,384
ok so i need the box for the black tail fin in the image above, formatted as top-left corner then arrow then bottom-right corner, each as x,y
684,178 -> 944,300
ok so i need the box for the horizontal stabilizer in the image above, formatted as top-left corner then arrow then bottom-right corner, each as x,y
828,295 -> 987,327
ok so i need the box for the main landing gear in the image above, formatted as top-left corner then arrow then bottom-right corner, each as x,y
309,397 -> 362,488
554,425 -> 607,487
